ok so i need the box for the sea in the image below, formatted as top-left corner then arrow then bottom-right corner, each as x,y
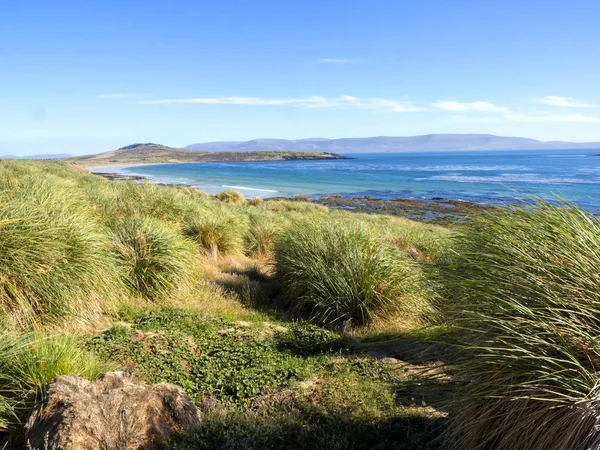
97,149 -> 600,213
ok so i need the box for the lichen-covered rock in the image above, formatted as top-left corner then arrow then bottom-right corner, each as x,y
24,372 -> 201,450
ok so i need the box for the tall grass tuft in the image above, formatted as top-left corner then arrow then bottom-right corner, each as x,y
183,211 -> 247,257
0,333 -> 112,430
0,174 -> 122,327
245,213 -> 279,258
275,219 -> 433,329
443,199 -> 600,450
111,217 -> 195,300
216,190 -> 246,205
248,196 -> 263,206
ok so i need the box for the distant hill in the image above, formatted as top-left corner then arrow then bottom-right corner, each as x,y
71,143 -> 347,166
186,134 -> 600,153
0,153 -> 71,159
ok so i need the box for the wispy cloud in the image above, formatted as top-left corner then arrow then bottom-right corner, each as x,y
319,58 -> 358,64
434,101 -> 509,113
97,93 -> 141,99
449,115 -> 505,123
505,113 -> 600,123
138,95 -> 426,112
534,96 -> 597,108
450,112 -> 600,124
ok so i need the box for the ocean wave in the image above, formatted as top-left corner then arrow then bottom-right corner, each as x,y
222,185 -> 278,193
416,173 -> 598,185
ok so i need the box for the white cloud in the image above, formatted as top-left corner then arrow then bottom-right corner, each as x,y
533,96 -> 597,108
319,58 -> 358,64
449,115 -> 505,123
505,113 -> 600,123
434,101 -> 509,113
97,93 -> 139,99
138,95 -> 426,112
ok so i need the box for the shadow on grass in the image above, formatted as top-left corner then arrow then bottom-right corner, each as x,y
358,326 -> 457,366
213,266 -> 303,323
164,402 -> 446,450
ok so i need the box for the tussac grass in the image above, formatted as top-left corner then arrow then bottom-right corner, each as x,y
110,217 -> 196,300
0,160 -> 453,448
183,211 -> 248,257
275,219 -> 435,329
0,173 -> 123,328
216,189 -> 246,205
0,333 -> 112,431
443,200 -> 600,450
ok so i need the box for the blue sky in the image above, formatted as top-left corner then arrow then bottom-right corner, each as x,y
2,0 -> 600,155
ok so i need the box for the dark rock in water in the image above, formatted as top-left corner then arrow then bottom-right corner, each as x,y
93,172 -> 148,181
24,372 -> 201,450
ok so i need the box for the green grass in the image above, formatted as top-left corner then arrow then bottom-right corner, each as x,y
0,160 -> 458,448
244,212 -> 279,258
183,210 -> 247,256
275,219 -> 435,329
87,306 -> 445,449
216,189 -> 246,205
0,173 -> 123,327
0,333 -> 112,432
86,307 -> 345,403
110,217 -> 195,300
442,199 -> 600,450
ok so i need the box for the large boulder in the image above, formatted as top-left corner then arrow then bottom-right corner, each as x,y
24,372 -> 202,450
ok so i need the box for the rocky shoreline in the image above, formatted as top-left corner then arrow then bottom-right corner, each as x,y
91,171 -> 494,225
269,194 -> 496,225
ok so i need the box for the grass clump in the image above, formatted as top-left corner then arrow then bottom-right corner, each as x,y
443,200 -> 600,450
244,213 -> 279,258
0,333 -> 112,431
0,175 -> 122,327
183,212 -> 247,257
216,190 -> 246,205
248,196 -> 263,206
111,217 -> 195,300
275,219 -> 433,329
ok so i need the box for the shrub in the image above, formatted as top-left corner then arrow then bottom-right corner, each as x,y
183,212 -> 247,257
274,220 -> 433,329
111,217 -> 195,300
216,190 -> 246,205
0,174 -> 122,327
443,200 -> 600,450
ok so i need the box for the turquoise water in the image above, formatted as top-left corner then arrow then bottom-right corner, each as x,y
112,150 -> 600,212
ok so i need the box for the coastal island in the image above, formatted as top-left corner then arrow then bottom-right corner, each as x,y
71,143 -> 349,166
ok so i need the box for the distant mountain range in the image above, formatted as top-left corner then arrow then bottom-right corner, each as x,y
186,134 -> 600,153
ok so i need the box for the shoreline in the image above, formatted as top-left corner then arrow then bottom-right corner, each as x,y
89,166 -> 494,224
272,194 -> 495,225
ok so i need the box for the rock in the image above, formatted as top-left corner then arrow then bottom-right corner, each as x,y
24,372 -> 201,450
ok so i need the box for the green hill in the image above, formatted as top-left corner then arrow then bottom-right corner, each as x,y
72,143 -> 347,166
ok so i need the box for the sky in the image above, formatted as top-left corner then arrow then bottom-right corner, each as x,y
1,0 -> 600,155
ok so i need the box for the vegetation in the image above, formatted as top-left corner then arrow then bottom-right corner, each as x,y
183,212 -> 247,257
0,172 -> 122,328
1,159 -> 598,449
275,220 -> 434,329
0,333 -> 112,432
216,189 -> 246,205
111,217 -> 195,300
443,200 -> 600,450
